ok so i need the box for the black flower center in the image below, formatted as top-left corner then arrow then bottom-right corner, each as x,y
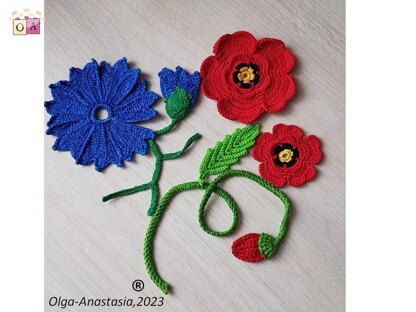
273,143 -> 299,168
233,63 -> 260,89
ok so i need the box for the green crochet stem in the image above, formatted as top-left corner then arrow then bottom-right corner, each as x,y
102,133 -> 201,216
199,170 -> 290,240
155,119 -> 177,135
143,169 -> 291,294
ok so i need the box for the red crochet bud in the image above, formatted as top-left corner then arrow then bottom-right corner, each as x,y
231,233 -> 264,262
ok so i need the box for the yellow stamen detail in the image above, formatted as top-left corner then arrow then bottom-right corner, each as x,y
237,66 -> 255,84
278,149 -> 293,163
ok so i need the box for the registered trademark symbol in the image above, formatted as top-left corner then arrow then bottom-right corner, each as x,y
132,279 -> 144,292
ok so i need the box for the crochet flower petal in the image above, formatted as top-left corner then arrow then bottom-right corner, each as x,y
217,98 -> 264,124
251,132 -> 274,162
259,162 -> 287,187
158,67 -> 175,97
112,80 -> 158,123
109,121 -> 155,161
70,121 -> 155,172
113,99 -> 157,123
287,164 -> 317,187
46,113 -> 89,137
272,124 -> 303,139
304,135 -> 323,164
158,66 -> 201,106
69,59 -> 102,106
200,56 -> 228,100
52,121 -> 95,159
91,125 -> 123,171
255,38 -> 295,73
46,82 -> 90,115
176,67 -> 201,106
75,123 -> 103,166
213,31 -> 257,57
263,74 -> 295,113
99,58 -> 140,108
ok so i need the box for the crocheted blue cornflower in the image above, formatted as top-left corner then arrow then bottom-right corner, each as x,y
158,66 -> 201,120
45,57 -> 158,172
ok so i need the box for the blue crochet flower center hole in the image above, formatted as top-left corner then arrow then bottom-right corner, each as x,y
93,106 -> 110,122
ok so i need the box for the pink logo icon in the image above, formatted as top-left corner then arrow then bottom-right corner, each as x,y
13,16 -> 41,35
26,17 -> 40,34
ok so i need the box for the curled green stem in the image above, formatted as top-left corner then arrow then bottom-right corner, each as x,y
143,169 -> 291,294
199,170 -> 290,244
143,181 -> 237,294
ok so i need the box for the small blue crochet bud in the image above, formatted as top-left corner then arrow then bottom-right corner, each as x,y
158,66 -> 201,120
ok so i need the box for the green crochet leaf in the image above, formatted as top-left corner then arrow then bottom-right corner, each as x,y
198,124 -> 260,183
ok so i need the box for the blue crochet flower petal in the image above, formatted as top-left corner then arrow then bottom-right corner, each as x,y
109,121 -> 155,161
158,67 -> 175,97
45,81 -> 90,116
45,58 -> 157,171
91,124 -> 124,171
69,59 -> 102,106
46,112 -> 89,137
52,121 -> 96,161
99,58 -> 140,108
112,80 -> 158,123
158,66 -> 201,106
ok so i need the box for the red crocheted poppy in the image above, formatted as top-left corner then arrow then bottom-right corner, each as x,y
252,124 -> 322,187
200,31 -> 295,123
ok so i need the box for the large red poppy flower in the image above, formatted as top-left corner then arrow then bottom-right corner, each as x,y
252,124 -> 322,187
200,31 -> 295,123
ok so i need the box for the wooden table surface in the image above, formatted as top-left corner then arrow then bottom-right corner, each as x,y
45,0 -> 345,311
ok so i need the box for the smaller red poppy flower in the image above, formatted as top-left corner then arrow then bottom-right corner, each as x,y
252,124 -> 322,187
200,31 -> 295,123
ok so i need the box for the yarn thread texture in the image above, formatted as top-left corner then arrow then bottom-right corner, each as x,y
143,125 -> 291,294
200,31 -> 296,123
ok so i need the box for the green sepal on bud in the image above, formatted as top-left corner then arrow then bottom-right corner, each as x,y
258,233 -> 277,259
165,87 -> 193,121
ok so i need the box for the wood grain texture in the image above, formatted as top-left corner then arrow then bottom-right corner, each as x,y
44,0 -> 345,311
